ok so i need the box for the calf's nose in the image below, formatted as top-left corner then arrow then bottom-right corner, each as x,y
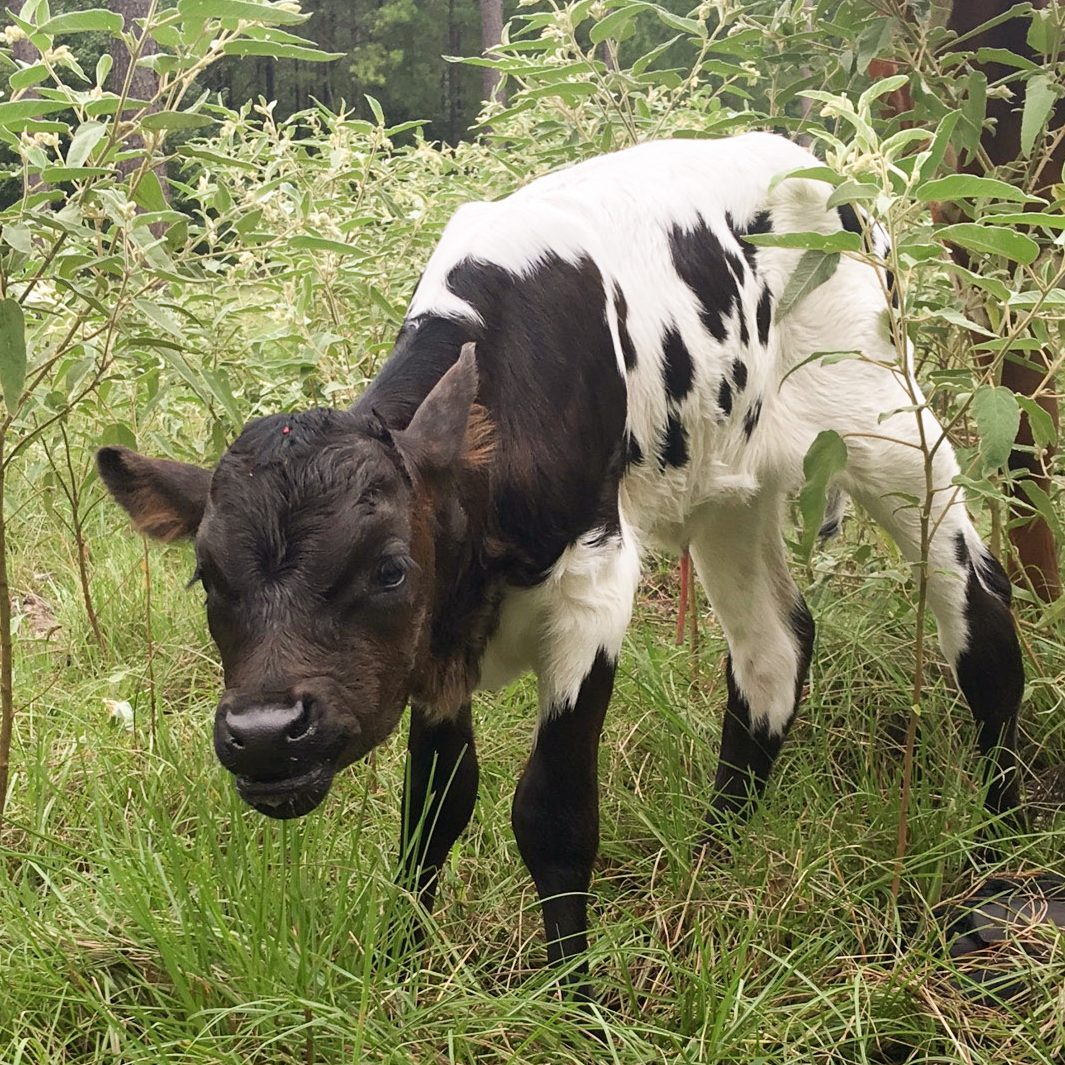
215,696 -> 320,779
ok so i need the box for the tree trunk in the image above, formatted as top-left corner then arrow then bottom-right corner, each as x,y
109,0 -> 170,209
945,0 -> 1062,600
478,0 -> 505,105
110,0 -> 162,117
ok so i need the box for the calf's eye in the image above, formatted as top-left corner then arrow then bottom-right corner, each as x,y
376,557 -> 408,590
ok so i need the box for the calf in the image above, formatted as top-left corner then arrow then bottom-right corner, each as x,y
99,133 -> 1023,983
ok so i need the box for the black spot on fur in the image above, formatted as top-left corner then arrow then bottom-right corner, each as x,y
732,359 -> 747,391
707,593 -> 811,822
756,286 -> 772,347
669,218 -> 738,344
624,430 -> 643,470
952,532 -> 1022,814
613,283 -> 638,371
660,412 -> 689,469
718,378 -> 733,416
837,204 -> 898,308
954,534 -> 970,568
724,244 -> 746,283
955,532 -> 1012,608
662,326 -> 694,403
736,301 -> 750,347
729,209 -> 772,274
837,203 -> 862,237
743,398 -> 762,441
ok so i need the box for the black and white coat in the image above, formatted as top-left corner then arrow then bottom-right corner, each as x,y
100,132 -> 1023,988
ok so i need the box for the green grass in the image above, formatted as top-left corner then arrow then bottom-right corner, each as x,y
3,502 -> 1065,1064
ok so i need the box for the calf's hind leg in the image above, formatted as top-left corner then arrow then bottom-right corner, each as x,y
688,491 -> 816,836
841,405 -> 1024,817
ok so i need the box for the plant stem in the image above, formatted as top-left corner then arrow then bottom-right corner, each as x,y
144,539 -> 156,743
0,433 -> 12,832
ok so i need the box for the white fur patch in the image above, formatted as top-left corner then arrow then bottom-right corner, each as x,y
477,524 -> 640,719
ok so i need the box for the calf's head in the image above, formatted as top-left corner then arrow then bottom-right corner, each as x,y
98,346 -> 481,819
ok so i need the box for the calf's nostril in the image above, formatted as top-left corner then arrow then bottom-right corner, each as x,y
286,698 -> 314,742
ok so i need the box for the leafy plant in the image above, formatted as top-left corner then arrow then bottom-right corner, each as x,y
0,0 -> 341,824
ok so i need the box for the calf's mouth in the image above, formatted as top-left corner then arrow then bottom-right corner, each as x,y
234,765 -> 335,819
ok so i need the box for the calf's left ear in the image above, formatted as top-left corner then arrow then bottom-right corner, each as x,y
97,446 -> 212,542
393,342 -> 486,480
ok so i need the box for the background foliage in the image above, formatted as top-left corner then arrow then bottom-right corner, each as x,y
1,0 -> 1064,1061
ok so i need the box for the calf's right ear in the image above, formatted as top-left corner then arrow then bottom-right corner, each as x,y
96,446 -> 212,542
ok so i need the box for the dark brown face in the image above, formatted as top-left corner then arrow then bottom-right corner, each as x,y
200,411 -> 434,818
97,344 -> 481,820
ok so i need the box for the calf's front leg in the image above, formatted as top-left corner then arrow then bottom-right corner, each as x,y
399,702 -> 479,925
511,649 -> 615,990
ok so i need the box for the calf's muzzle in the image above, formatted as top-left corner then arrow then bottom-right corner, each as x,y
214,683 -> 357,819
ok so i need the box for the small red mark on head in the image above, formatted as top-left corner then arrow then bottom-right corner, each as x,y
282,425 -> 291,435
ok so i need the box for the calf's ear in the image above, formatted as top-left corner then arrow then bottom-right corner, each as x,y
393,342 -> 488,480
97,446 -> 212,542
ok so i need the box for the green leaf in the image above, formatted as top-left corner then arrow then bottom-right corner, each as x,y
798,430 -> 848,563
138,54 -> 184,76
131,169 -> 168,213
958,71 -> 987,159
989,211 -> 1065,230
177,0 -> 309,25
66,120 -> 107,169
368,285 -> 401,321
0,299 -> 27,416
589,5 -> 642,45
825,180 -> 879,208
365,95 -> 385,125
941,260 -> 1010,301
776,250 -> 839,320
653,7 -> 706,38
953,473 -> 1001,502
1021,72 -> 1057,157
916,110 -> 961,186
37,9 -> 123,35
1018,480 -> 1065,544
2,223 -> 32,254
972,384 -> 1020,472
0,99 -> 70,124
39,166 -> 111,181
289,235 -> 360,255
915,174 -> 1041,204
221,39 -> 342,62
515,82 -> 598,104
201,367 -> 242,429
928,307 -> 996,337
744,229 -> 862,253
937,223 -> 1039,265
973,47 -> 1039,71
180,145 -> 258,172
140,111 -> 214,131
99,421 -> 137,450
767,164 -> 843,194
9,62 -> 49,91
133,297 -> 184,340
1016,395 -> 1057,451
857,73 -> 908,113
